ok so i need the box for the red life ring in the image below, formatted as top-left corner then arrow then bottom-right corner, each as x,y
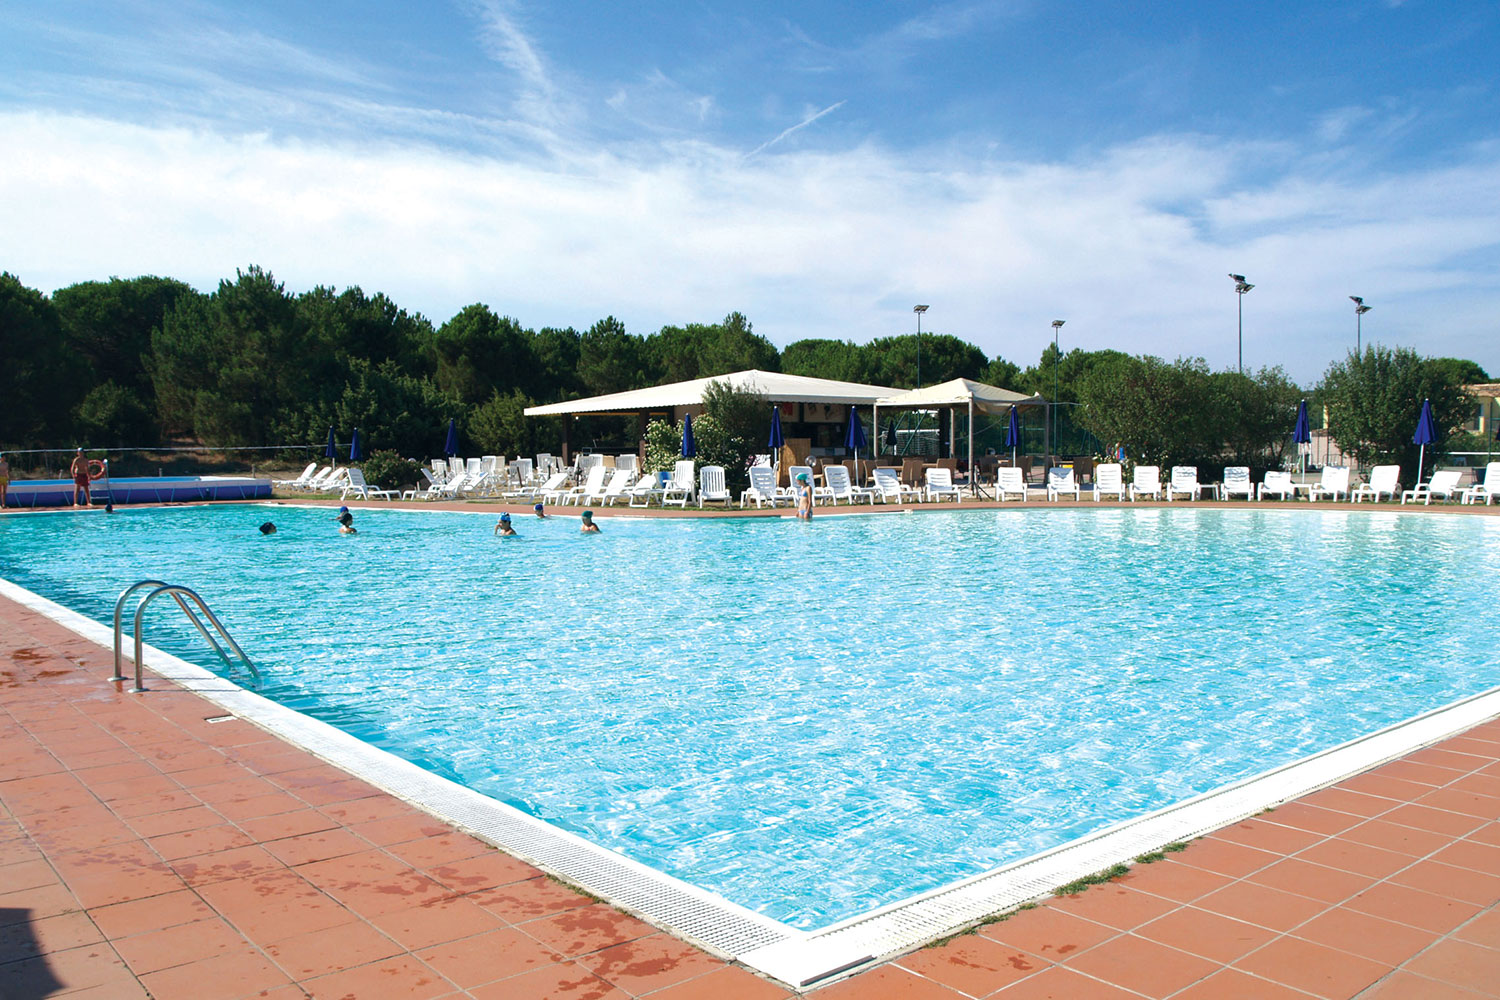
87,459 -> 106,481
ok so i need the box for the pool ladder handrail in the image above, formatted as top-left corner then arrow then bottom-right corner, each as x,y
112,580 -> 261,693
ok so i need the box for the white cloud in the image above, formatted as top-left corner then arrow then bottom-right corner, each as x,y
1,110 -> 1496,383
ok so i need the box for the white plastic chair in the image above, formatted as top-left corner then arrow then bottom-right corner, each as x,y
1129,465 -> 1163,501
1092,463 -> 1124,501
1352,465 -> 1400,503
628,472 -> 664,507
698,466 -> 732,507
559,465 -> 607,506
340,468 -> 397,501
925,467 -> 963,503
274,463 -> 318,488
871,467 -> 920,503
1165,466 -> 1201,502
1046,467 -> 1080,501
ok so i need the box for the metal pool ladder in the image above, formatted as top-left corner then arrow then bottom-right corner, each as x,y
111,580 -> 261,693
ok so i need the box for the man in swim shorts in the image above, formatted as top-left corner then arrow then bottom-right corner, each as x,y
334,505 -> 357,534
70,448 -> 92,506
579,510 -> 601,533
494,512 -> 516,536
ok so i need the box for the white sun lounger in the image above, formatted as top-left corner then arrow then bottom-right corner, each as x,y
995,467 -> 1028,502
1401,469 -> 1462,505
628,471 -> 665,507
1129,465 -> 1163,501
1221,466 -> 1253,501
1259,471 -> 1295,500
1046,467 -> 1080,501
824,465 -> 872,505
274,463 -> 318,488
871,467 -> 920,503
662,459 -> 697,507
740,466 -> 783,507
1308,466 -> 1351,502
1352,465 -> 1400,503
1092,463 -> 1124,501
588,468 -> 634,506
1165,466 -> 1201,501
925,467 -> 963,503
1460,462 -> 1500,505
559,465 -> 608,506
340,468 -> 397,501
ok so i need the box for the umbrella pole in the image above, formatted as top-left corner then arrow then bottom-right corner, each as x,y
967,398 -> 975,498
1418,444 -> 1425,485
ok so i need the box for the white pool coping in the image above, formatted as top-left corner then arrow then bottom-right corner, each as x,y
5,565 -> 1499,990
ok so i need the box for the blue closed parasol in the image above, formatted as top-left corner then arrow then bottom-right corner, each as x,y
1005,405 -> 1021,468
1412,398 -> 1437,484
845,407 -> 867,479
1293,400 -> 1311,475
324,426 -> 336,459
681,413 -> 696,458
443,418 -> 459,457
349,428 -> 363,462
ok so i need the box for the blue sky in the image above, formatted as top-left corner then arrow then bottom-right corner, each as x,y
2,0 -> 1497,383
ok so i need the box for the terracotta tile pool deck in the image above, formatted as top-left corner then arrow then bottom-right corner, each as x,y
3,499 -> 1500,998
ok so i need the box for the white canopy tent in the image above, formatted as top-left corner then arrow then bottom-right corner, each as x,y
524,369 -> 903,460
874,378 -> 1045,494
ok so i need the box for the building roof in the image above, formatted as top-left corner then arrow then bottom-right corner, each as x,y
876,377 -> 1044,415
1464,383 -> 1500,396
522,369 -> 904,417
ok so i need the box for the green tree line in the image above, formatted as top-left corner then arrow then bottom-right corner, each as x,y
0,267 -> 1486,473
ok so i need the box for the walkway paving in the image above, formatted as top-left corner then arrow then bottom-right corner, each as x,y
3,583 -> 1499,998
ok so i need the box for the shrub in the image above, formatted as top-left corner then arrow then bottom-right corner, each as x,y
360,449 -> 420,492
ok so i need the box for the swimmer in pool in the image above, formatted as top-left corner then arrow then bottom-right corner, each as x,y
259,522 -> 277,535
494,512 -> 516,536
534,502 -> 547,519
579,510 -> 601,533
334,506 -> 357,534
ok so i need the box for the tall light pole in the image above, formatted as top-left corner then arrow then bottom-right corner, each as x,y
1350,295 -> 1372,355
1051,319 -> 1065,458
1229,274 -> 1254,374
913,304 -> 928,388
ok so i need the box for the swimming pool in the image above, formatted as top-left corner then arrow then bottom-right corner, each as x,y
2,504 -> 1498,935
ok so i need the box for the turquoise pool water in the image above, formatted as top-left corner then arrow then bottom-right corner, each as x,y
2,504 -> 1498,929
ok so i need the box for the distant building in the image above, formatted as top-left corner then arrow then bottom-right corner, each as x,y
1461,383 -> 1500,437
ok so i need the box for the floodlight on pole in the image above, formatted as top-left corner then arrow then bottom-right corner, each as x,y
1051,320 -> 1065,458
913,305 -> 928,389
1229,273 -> 1254,374
1350,295 -> 1372,355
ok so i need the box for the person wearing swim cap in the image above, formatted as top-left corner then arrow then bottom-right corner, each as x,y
794,471 -> 814,520
494,512 -> 517,536
534,502 -> 547,519
259,522 -> 277,535
579,509 -> 601,534
334,505 -> 357,534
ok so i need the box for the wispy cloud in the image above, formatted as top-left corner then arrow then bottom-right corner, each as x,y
466,0 -> 570,132
747,100 -> 846,157
4,110 -> 1496,381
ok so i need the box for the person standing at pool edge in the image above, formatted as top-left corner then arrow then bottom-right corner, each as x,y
0,453 -> 9,508
70,448 -> 91,506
